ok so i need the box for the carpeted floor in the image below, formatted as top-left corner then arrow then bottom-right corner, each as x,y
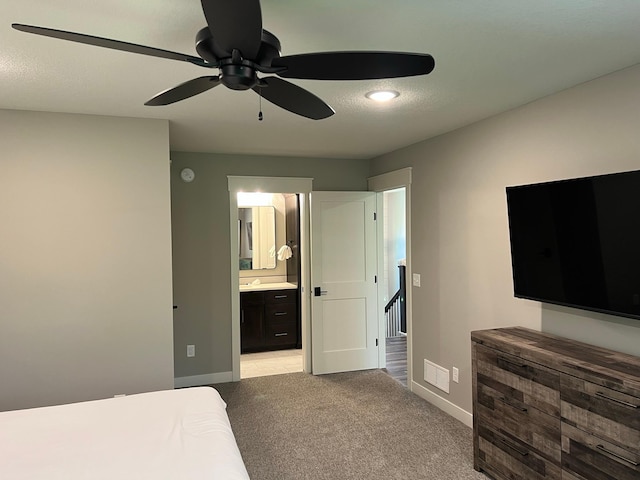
214,369 -> 488,480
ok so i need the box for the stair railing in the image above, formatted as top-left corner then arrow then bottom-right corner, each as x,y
384,265 -> 406,337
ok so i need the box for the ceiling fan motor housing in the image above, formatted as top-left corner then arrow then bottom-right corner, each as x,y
220,62 -> 256,90
196,27 -> 284,91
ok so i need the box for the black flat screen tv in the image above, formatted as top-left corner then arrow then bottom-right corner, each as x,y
506,169 -> 640,321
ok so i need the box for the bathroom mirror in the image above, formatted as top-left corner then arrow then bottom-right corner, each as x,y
238,206 -> 276,270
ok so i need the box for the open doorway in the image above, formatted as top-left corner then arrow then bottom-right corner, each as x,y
381,188 -> 407,386
237,192 -> 303,379
369,167 -> 412,389
228,176 -> 313,382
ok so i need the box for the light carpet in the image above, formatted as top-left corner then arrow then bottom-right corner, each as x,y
214,369 -> 488,480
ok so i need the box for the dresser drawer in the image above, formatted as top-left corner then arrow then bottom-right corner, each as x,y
561,375 -> 640,454
475,344 -> 561,417
264,319 -> 297,346
476,424 -> 562,480
264,289 -> 296,304
562,422 -> 639,480
265,302 -> 297,322
476,381 -> 561,463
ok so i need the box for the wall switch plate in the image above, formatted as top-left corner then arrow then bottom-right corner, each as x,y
187,344 -> 195,357
452,367 -> 459,383
412,273 -> 421,287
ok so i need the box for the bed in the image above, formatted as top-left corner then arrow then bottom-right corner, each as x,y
0,386 -> 249,479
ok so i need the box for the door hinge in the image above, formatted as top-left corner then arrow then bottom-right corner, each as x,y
374,275 -> 377,283
376,338 -> 379,347
373,212 -> 377,221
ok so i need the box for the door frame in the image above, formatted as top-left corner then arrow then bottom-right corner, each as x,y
368,168 -> 413,389
228,176 -> 313,381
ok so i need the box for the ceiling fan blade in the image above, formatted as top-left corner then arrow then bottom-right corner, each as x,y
272,51 -> 435,80
145,76 -> 220,106
12,23 -> 206,65
201,0 -> 262,60
252,77 -> 334,120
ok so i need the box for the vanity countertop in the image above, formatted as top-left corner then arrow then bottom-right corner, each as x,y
239,282 -> 298,292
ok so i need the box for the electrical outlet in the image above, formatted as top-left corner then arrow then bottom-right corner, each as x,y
412,273 -> 421,287
187,344 -> 195,357
452,367 -> 459,383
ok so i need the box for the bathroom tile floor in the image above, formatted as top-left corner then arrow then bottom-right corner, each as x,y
240,349 -> 303,378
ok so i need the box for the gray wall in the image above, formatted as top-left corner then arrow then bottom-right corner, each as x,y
0,110 -> 174,411
370,64 -> 640,414
170,152 -> 370,379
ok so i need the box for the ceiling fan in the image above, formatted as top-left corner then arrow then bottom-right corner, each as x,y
12,0 -> 435,120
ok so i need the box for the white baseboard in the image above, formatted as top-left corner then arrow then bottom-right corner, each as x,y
411,380 -> 473,428
174,372 -> 233,389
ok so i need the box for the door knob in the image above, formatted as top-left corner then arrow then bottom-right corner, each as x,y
314,287 -> 328,297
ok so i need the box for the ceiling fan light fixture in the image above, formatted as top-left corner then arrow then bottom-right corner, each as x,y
365,90 -> 400,102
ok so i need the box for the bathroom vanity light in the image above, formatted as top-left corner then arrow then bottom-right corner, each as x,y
365,90 -> 400,102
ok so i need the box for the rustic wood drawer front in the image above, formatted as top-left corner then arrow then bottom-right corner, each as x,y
561,375 -> 640,454
562,423 -> 639,480
476,344 -> 561,417
472,327 -> 640,480
264,289 -> 296,304
477,424 -> 562,480
476,380 -> 561,463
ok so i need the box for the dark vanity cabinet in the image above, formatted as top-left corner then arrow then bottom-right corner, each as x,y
240,292 -> 265,351
241,289 -> 298,352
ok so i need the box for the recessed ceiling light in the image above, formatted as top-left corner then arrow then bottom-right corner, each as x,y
365,90 -> 400,102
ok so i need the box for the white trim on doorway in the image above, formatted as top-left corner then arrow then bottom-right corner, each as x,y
228,176 -> 313,381
368,167 -> 413,390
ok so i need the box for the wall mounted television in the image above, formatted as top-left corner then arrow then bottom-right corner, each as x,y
506,169 -> 640,321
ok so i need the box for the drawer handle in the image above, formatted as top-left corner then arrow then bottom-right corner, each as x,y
596,444 -> 639,467
274,333 -> 288,337
274,295 -> 288,299
497,438 -> 528,457
274,312 -> 288,316
498,356 -> 527,369
595,391 -> 639,409
500,397 -> 528,412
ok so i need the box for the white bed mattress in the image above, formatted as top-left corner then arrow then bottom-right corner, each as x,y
0,387 -> 249,479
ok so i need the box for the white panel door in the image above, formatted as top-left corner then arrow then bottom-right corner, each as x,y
311,191 -> 378,374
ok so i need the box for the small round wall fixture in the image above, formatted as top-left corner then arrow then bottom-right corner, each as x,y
180,167 -> 195,183
365,90 -> 400,102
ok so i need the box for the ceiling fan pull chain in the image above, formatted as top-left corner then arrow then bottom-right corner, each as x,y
258,85 -> 264,121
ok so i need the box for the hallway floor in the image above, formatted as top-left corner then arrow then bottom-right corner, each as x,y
384,336 -> 408,387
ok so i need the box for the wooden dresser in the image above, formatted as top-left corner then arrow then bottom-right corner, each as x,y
471,327 -> 640,480
241,288 -> 298,352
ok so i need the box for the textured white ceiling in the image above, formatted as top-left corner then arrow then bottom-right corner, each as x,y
2,1 -> 640,159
